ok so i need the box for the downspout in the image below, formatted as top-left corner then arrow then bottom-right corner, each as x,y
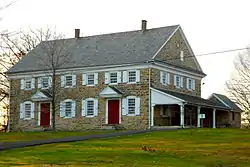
7,86 -> 10,132
147,60 -> 154,129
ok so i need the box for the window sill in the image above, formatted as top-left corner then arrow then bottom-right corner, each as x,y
24,88 -> 33,91
109,83 -> 118,85
64,86 -> 75,88
63,116 -> 73,119
85,115 -> 96,118
23,118 -> 32,120
86,84 -> 96,87
127,82 -> 137,84
126,114 -> 138,116
40,87 -> 50,90
187,88 -> 195,91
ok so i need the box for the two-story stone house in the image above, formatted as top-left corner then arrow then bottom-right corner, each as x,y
7,20 -> 242,131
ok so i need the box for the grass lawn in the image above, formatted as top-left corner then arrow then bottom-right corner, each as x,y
0,130 -> 117,142
1,129 -> 250,167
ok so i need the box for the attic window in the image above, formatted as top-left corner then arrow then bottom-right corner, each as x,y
180,50 -> 184,61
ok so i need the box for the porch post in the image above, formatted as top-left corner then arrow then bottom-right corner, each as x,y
151,104 -> 155,127
197,106 -> 201,128
213,108 -> 216,128
179,104 -> 184,128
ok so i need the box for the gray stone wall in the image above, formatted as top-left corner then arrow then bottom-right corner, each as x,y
9,68 -> 150,131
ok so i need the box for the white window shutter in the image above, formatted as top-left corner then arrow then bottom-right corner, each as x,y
186,78 -> 189,89
122,98 -> 127,115
20,79 -> 25,90
136,70 -> 140,82
38,78 -> 42,88
82,74 -> 86,85
71,100 -> 76,117
135,97 -> 141,116
160,71 -> 164,84
167,73 -> 170,84
48,77 -> 52,87
174,75 -> 177,86
82,100 -> 86,116
72,75 -> 76,87
192,79 -> 196,90
60,102 -> 65,117
31,103 -> 35,118
180,77 -> 183,88
122,71 -> 128,83
104,72 -> 109,84
20,103 -> 24,119
117,71 -> 122,83
61,76 -> 65,87
31,78 -> 35,89
94,73 -> 98,85
94,99 -> 98,116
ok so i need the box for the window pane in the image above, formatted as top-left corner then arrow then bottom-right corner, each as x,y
65,76 -> 73,86
110,73 -> 117,83
42,77 -> 49,88
176,76 -> 180,86
25,80 -> 31,89
128,98 -> 135,114
128,71 -> 136,83
87,100 -> 94,116
25,104 -> 31,118
87,74 -> 95,85
65,102 -> 72,117
188,79 -> 192,89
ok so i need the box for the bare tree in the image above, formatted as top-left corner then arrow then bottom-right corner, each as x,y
36,38 -> 71,130
0,28 -> 66,131
226,48 -> 250,126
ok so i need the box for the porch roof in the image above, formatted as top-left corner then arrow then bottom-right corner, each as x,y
151,87 -> 230,110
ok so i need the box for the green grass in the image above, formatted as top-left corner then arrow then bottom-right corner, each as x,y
0,130 -> 116,142
1,129 -> 250,167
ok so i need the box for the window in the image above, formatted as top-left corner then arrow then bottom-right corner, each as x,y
232,112 -> 235,121
174,75 -> 183,88
82,98 -> 98,117
86,100 -> 94,116
160,71 -> 170,85
87,74 -> 95,85
42,77 -> 49,88
25,80 -> 32,89
20,101 -> 34,119
186,78 -> 195,90
65,75 -> 73,86
60,99 -> 76,118
110,72 -> 118,84
128,71 -> 136,83
65,102 -> 72,117
128,98 -> 136,114
122,96 -> 140,116
24,103 -> 31,119
180,50 -> 184,61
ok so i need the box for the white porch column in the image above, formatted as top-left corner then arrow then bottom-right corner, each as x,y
179,104 -> 184,128
151,104 -> 155,127
197,106 -> 201,128
213,108 -> 216,128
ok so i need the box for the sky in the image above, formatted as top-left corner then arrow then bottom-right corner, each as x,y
1,0 -> 250,98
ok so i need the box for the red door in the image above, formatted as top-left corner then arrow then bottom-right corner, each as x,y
108,100 -> 119,124
40,103 -> 50,127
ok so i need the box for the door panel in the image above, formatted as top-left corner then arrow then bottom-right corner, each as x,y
108,100 -> 119,124
40,103 -> 50,127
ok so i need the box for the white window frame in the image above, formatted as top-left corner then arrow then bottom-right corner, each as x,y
109,72 -> 118,84
65,75 -> 73,87
82,98 -> 98,117
186,78 -> 195,90
174,75 -> 183,88
38,76 -> 52,89
180,50 -> 184,61
61,74 -> 76,88
20,101 -> 34,120
160,71 -> 170,85
128,70 -> 137,83
60,99 -> 76,118
86,99 -> 95,116
21,78 -> 35,90
127,97 -> 136,115
122,96 -> 140,116
86,73 -> 95,86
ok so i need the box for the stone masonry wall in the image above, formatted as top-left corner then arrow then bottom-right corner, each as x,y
156,29 -> 201,72
150,68 -> 201,96
9,68 -> 150,131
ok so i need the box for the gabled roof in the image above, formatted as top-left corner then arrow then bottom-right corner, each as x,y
208,93 -> 242,112
153,87 -> 229,110
8,25 -> 179,74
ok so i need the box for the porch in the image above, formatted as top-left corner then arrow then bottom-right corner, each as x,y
151,88 -> 230,128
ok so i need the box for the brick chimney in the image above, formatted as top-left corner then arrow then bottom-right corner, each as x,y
141,20 -> 147,32
75,29 -> 80,38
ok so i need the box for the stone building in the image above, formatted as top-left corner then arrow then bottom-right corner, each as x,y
7,20 -> 242,131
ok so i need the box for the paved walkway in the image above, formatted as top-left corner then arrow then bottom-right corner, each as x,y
0,127 -> 182,151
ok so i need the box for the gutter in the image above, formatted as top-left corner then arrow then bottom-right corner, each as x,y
147,60 -> 154,129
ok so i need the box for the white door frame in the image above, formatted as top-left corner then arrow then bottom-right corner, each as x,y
105,98 -> 121,124
37,102 -> 52,126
